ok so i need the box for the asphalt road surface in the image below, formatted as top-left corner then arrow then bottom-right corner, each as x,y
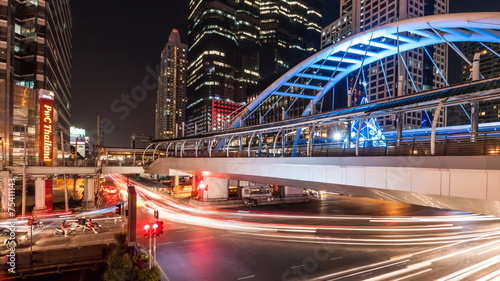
122,174 -> 499,281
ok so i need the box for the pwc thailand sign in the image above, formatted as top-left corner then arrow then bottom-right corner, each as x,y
39,90 -> 55,166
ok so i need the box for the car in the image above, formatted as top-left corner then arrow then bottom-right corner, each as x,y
104,186 -> 118,195
0,227 -> 29,249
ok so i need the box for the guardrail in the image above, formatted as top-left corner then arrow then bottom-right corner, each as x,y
157,131 -> 500,158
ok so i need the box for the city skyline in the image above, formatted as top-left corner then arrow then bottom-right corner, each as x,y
70,0 -> 499,147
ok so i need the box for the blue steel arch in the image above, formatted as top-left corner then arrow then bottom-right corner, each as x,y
230,12 -> 500,128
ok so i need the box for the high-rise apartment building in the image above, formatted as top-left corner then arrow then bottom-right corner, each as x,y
0,0 -> 72,166
321,0 -> 448,130
187,0 -> 322,133
155,29 -> 188,139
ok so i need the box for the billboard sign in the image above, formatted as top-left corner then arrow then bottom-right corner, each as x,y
39,90 -> 55,166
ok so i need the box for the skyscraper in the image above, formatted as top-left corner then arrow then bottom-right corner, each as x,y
0,0 -> 72,166
449,42 -> 500,124
321,0 -> 448,130
155,29 -> 188,139
187,0 -> 322,133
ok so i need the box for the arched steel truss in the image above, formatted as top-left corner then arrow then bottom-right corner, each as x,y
144,12 -> 500,164
231,12 -> 500,127
144,76 -> 500,163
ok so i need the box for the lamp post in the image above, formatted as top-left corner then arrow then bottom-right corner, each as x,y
22,125 -> 27,217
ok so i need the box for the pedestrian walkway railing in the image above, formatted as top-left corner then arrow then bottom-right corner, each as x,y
152,130 -> 500,159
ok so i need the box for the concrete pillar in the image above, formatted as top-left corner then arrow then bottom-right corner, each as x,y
201,177 -> 228,201
471,100 -> 479,142
174,175 -> 179,188
83,177 -> 95,209
63,174 -> 69,211
396,113 -> 403,144
71,176 -> 79,199
472,53 -> 481,81
33,176 -> 47,213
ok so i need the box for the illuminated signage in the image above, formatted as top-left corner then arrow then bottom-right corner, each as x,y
39,90 -> 54,166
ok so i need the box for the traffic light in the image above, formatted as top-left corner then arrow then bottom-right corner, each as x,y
150,220 -> 164,237
27,217 -> 34,226
157,221 -> 164,236
115,204 -> 122,215
143,224 -> 150,238
152,222 -> 159,237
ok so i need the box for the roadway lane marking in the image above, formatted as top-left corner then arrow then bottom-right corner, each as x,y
361,272 -> 373,277
154,260 -> 170,281
476,246 -> 499,256
393,268 -> 432,281
365,262 -> 431,281
476,269 -> 500,281
156,242 -> 174,246
237,275 -> 255,280
289,265 -> 302,269
390,254 -> 413,260
330,256 -> 343,260
436,256 -> 500,281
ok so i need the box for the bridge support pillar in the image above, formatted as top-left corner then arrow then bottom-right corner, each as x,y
173,175 -> 179,188
471,100 -> 479,142
83,177 -> 95,210
199,177 -> 228,201
33,176 -> 48,213
396,113 -> 403,144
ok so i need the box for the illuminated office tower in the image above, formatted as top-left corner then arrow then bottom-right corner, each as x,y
449,42 -> 500,124
187,0 -> 322,133
155,29 -> 188,139
0,0 -> 72,166
321,0 -> 448,129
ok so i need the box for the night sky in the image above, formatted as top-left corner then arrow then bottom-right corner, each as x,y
70,0 -> 499,147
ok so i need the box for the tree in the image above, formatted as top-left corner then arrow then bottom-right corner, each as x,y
103,232 -> 161,281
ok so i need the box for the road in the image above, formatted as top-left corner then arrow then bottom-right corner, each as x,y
120,175 -> 500,281
2,174 -> 497,280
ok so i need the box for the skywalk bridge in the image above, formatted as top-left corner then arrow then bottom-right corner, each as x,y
145,13 -> 500,215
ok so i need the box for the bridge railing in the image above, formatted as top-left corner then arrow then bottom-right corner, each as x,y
20,158 -> 142,167
156,131 -> 499,159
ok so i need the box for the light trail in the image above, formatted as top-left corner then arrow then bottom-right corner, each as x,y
106,173 -> 500,280
108,173 -> 500,248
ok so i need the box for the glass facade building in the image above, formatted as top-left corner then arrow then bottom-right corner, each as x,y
0,0 -> 72,165
448,42 -> 500,125
155,29 -> 188,140
321,0 -> 448,130
187,0 -> 322,134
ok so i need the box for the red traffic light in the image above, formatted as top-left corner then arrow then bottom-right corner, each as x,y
157,221 -> 164,236
143,224 -> 150,238
152,222 -> 159,236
